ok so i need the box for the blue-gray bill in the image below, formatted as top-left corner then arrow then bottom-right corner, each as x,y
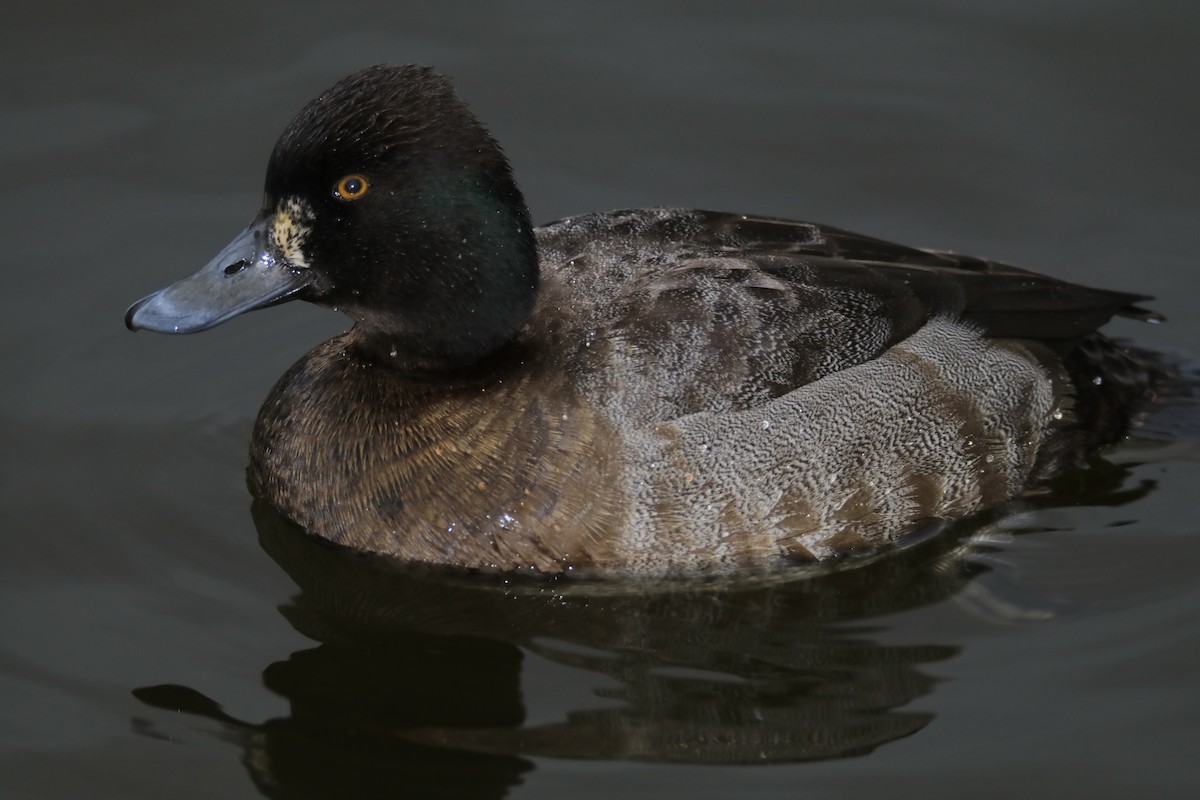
125,214 -> 310,334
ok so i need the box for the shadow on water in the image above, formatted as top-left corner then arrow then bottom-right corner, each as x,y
129,453 -> 1158,799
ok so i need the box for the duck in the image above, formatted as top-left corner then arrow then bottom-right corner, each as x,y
126,64 -> 1163,577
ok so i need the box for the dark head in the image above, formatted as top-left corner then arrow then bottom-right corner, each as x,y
126,65 -> 539,368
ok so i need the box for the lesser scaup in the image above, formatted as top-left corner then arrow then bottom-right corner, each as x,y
127,65 -> 1162,576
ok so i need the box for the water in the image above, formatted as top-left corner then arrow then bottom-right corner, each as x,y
3,2 -> 1199,797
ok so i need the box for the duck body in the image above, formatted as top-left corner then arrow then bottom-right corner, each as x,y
128,66 -> 1160,576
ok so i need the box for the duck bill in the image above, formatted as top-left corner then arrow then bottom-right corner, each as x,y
125,214 -> 311,334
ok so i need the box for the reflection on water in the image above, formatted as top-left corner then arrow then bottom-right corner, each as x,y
128,452 -> 1155,797
136,636 -> 532,799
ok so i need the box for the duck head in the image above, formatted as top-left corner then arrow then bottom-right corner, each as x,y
126,65 -> 539,368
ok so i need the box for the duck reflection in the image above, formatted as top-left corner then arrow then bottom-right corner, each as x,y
132,455 -> 1153,796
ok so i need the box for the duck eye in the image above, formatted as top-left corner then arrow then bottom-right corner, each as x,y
334,174 -> 369,201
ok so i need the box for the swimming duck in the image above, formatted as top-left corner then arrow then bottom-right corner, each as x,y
126,64 -> 1161,576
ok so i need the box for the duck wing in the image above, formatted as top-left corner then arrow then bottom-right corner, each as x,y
534,208 -> 1157,423
684,209 -> 1159,339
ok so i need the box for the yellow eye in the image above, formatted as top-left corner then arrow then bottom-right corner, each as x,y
334,174 -> 369,201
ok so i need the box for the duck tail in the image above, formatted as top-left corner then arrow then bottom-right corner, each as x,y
1030,334 -> 1177,482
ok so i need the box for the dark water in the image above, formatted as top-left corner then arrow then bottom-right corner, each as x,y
3,2 -> 1199,797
